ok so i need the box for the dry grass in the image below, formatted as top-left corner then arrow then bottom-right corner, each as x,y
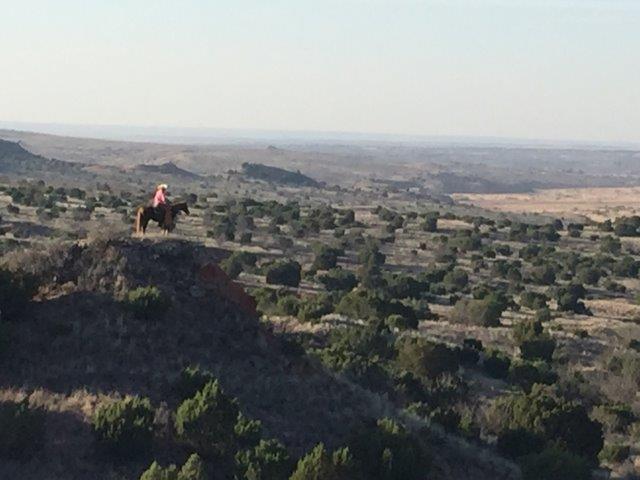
453,186 -> 640,222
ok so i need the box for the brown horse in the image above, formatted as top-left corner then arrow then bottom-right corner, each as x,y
135,202 -> 190,235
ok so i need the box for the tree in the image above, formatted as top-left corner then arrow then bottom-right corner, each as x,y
290,444 -> 357,480
348,418 -> 430,480
235,439 -> 292,480
318,268 -> 358,292
265,261 -> 302,288
175,380 -> 239,456
140,454 -> 207,480
395,337 -> 459,380
450,295 -> 506,327
312,244 -> 343,270
92,397 -> 155,459
123,286 -> 171,320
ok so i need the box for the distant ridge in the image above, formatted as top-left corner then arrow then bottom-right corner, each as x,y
0,138 -> 84,175
241,162 -> 320,187
134,161 -> 202,180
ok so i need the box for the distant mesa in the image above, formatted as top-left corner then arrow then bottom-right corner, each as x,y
241,162 -> 320,187
0,138 -> 83,175
134,161 -> 202,180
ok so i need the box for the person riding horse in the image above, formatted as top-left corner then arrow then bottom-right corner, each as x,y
151,183 -> 172,227
134,184 -> 190,235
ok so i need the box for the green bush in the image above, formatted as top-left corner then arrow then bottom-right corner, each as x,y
348,418 -> 430,480
93,397 -> 155,459
298,294 -> 334,322
221,251 -> 258,279
124,286 -> 171,320
317,268 -> 358,292
265,261 -> 302,288
0,399 -> 45,459
488,385 -> 603,463
451,295 -> 505,327
140,454 -> 207,480
385,314 -> 418,331
598,443 -> 630,464
591,404 -> 635,434
483,350 -> 511,379
513,320 -> 556,362
290,444 -> 357,480
508,360 -> 558,392
174,366 -> 215,402
235,439 -> 292,480
312,244 -> 343,270
175,380 -> 239,457
234,413 -> 263,449
395,337 -> 459,380
520,446 -> 591,480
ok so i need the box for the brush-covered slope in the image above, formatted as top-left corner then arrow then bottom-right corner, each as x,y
0,239 -> 518,480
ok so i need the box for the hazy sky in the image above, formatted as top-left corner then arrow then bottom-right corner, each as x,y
1,0 -> 639,143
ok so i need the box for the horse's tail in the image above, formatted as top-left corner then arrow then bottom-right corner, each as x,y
135,207 -> 144,235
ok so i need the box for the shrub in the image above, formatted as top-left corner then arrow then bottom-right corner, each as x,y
312,244 -> 343,270
93,397 -> 154,459
598,444 -> 629,464
221,251 -> 258,279
265,261 -> 302,288
298,294 -> 334,322
591,404 -> 635,434
600,235 -> 622,254
124,286 -> 171,320
0,269 -> 36,322
348,418 -> 430,480
496,428 -> 545,459
421,213 -> 438,233
0,399 -> 45,459
519,291 -> 548,310
520,446 -> 591,480
442,269 -> 468,292
519,338 -> 556,362
174,366 -> 215,402
385,314 -> 418,331
140,454 -> 207,480
234,413 -> 263,449
290,444 -> 356,480
451,295 -> 505,327
235,439 -> 292,480
317,268 -> 357,292
395,337 -> 459,380
483,350 -> 511,379
513,319 -> 556,362
508,360 -> 558,392
489,385 -> 603,463
175,380 -> 239,457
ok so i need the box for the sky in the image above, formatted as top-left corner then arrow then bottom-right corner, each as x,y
1,0 -> 639,143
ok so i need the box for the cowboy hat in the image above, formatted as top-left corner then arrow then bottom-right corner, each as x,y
157,184 -> 168,190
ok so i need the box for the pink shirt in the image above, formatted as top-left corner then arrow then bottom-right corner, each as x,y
152,189 -> 166,207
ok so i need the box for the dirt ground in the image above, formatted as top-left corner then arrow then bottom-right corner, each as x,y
452,187 -> 640,222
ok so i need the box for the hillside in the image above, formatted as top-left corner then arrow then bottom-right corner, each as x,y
241,162 -> 321,187
0,139 -> 84,177
0,238 -> 518,480
135,162 -> 202,181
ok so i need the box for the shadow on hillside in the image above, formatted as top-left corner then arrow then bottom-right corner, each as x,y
0,286 -> 372,454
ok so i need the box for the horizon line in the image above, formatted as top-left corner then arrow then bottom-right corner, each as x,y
1,119 -> 639,150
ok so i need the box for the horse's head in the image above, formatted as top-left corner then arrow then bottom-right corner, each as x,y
172,202 -> 190,216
